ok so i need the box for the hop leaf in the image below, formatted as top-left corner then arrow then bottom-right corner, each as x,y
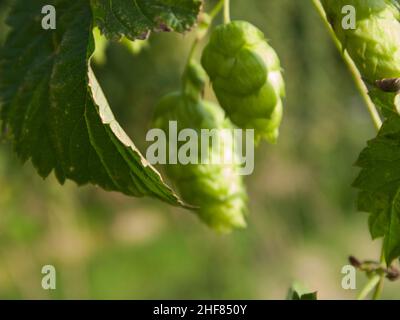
353,115 -> 400,263
287,282 -> 318,300
0,0 -> 198,206
152,63 -> 248,232
201,21 -> 285,143
91,0 -> 202,41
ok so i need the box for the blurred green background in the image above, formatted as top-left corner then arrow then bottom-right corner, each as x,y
0,0 -> 398,299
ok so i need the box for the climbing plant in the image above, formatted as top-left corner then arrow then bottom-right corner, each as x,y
0,0 -> 399,299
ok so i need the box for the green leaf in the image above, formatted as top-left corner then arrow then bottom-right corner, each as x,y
358,191 -> 389,239
354,115 -> 400,263
287,283 -> 317,300
91,0 -> 202,41
384,189 -> 400,263
0,0 -> 187,206
296,292 -> 318,300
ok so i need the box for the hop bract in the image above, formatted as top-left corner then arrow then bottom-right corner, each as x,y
201,21 -> 285,143
152,63 -> 247,233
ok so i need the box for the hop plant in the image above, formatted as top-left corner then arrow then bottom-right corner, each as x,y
321,0 -> 400,112
201,21 -> 285,143
151,62 -> 247,233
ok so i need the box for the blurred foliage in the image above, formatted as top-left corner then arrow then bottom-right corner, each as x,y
0,0 -> 398,299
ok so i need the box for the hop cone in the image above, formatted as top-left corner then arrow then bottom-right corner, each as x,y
321,0 -> 400,112
152,62 -> 247,233
201,21 -> 285,143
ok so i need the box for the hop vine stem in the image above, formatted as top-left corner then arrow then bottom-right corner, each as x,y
182,0 -> 225,91
355,248 -> 386,300
311,0 -> 385,300
224,0 -> 231,24
311,0 -> 382,131
210,0 -> 225,19
372,249 -> 386,300
356,274 -> 381,300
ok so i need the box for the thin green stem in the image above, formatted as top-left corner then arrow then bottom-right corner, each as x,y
181,38 -> 200,93
210,0 -> 225,19
372,273 -> 385,300
224,0 -> 231,23
356,243 -> 386,300
372,247 -> 386,300
356,274 -> 381,300
311,0 -> 382,131
182,0 -> 225,91
186,39 -> 199,65
185,0 -> 225,67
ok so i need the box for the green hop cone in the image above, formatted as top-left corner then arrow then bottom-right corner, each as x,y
321,0 -> 400,113
151,62 -> 247,233
201,21 -> 285,143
